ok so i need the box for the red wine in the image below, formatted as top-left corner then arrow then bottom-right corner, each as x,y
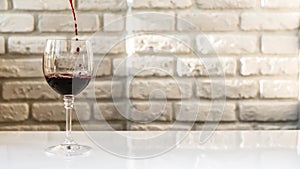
45,74 -> 91,95
69,0 -> 78,40
69,0 -> 80,52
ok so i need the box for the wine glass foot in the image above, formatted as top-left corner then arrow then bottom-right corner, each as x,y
45,143 -> 91,157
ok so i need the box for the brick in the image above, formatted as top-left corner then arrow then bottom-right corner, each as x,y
0,125 -> 60,131
132,0 -> 192,9
0,14 -> 34,32
72,123 -> 125,131
197,80 -> 258,99
95,58 -> 111,77
32,102 -> 90,122
79,81 -> 124,99
91,35 -> 125,54
12,0 -> 71,10
95,81 -> 124,99
196,34 -> 258,54
196,0 -> 256,9
39,14 -> 99,32
78,0 -> 126,10
94,102 -> 124,121
175,102 -> 236,122
0,37 -> 5,54
130,79 -> 193,99
261,35 -> 298,54
195,123 -> 253,130
0,103 -> 29,122
253,123 -> 297,130
260,80 -> 298,99
94,101 -> 173,123
177,12 -> 238,31
129,102 -> 173,122
240,57 -> 298,76
134,35 -> 191,54
8,36 -> 64,54
241,12 -> 299,31
113,56 -> 175,77
131,12 -> 175,31
261,0 -> 300,8
129,123 -> 192,130
239,101 -> 298,122
0,0 -> 8,10
177,57 -> 236,77
0,59 -> 43,78
103,13 -> 124,32
2,81 -> 60,100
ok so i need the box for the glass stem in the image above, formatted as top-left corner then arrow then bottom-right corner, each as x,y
63,95 -> 75,144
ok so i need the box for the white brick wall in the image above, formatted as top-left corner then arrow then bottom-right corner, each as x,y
134,35 -> 191,54
177,12 -> 239,31
32,103 -> 90,121
197,80 -> 258,99
94,103 -> 124,121
95,58 -> 112,77
240,57 -> 298,76
130,79 -> 193,99
0,59 -> 43,77
72,123 -> 125,131
0,125 -> 60,131
239,101 -> 298,121
103,13 -> 124,32
132,0 -> 192,9
39,14 -> 100,32
261,35 -> 298,54
131,12 -> 175,31
175,102 -> 236,122
8,36 -> 65,54
0,14 -> 34,32
0,104 -> 29,122
196,0 -> 257,9
78,0 -> 126,10
0,37 -> 5,54
79,81 -> 124,99
0,0 -> 298,131
12,0 -> 71,10
196,34 -> 258,54
129,102 -> 173,122
91,35 -> 125,54
177,57 -> 236,77
0,0 -> 8,10
241,12 -> 299,31
260,80 -> 298,99
261,0 -> 300,8
130,123 -> 191,130
113,56 -> 175,77
2,81 -> 60,100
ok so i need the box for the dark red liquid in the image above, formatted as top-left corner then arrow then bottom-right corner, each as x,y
45,74 -> 91,95
69,0 -> 78,40
69,0 -> 80,52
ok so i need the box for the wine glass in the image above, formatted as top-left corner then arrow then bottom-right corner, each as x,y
43,39 -> 93,156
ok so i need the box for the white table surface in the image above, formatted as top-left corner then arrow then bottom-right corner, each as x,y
1,131 -> 300,169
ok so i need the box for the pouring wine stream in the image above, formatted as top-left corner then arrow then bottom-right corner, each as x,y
69,0 -> 79,41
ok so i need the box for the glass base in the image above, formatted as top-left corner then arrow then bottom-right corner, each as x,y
45,143 -> 91,157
